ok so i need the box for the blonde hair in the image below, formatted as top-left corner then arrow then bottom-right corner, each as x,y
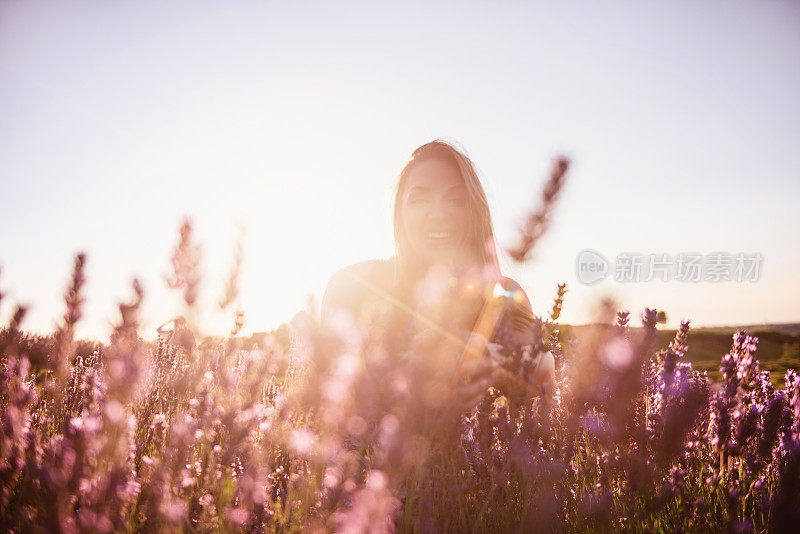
392,139 -> 500,284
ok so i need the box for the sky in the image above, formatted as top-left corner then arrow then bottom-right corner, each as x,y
1,0 -> 799,341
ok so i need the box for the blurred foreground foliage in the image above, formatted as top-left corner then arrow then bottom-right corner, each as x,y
2,163 -> 799,531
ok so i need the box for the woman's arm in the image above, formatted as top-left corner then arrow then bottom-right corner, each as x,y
460,278 -> 555,402
500,278 -> 556,396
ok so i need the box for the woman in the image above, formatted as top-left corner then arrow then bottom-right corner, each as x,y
321,139 -> 554,411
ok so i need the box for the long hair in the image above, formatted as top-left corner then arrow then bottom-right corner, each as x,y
392,139 -> 500,286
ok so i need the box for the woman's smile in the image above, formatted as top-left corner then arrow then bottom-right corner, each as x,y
427,231 -> 452,239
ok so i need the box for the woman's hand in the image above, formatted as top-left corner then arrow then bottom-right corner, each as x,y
529,349 -> 555,395
456,332 -> 556,410
452,357 -> 496,413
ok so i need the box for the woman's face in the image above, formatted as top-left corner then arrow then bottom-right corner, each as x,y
400,158 -> 471,268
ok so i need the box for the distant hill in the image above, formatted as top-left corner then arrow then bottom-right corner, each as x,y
690,322 -> 800,336
559,323 -> 800,386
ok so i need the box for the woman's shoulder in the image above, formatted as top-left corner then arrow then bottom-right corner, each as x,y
490,274 -> 523,295
328,258 -> 395,287
498,275 -> 523,291
497,275 -> 532,311
322,258 -> 395,320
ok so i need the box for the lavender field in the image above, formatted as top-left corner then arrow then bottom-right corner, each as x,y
1,219 -> 799,533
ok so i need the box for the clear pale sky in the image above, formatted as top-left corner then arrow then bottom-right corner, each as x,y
1,0 -> 798,341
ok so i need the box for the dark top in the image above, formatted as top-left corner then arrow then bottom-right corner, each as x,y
321,258 -> 535,349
